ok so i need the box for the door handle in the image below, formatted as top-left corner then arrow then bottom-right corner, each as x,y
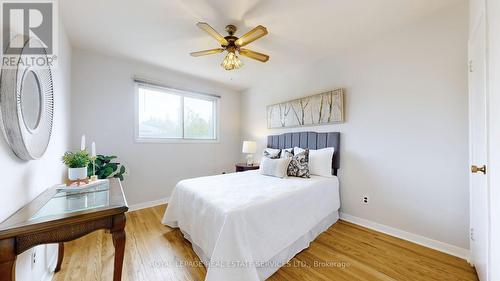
471,165 -> 486,174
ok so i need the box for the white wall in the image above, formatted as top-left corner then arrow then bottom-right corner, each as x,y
241,3 -> 469,250
70,49 -> 241,206
0,23 -> 72,281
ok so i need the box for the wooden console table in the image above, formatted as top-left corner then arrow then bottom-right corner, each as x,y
0,178 -> 128,281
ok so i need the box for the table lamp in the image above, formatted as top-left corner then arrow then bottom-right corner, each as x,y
242,141 -> 257,166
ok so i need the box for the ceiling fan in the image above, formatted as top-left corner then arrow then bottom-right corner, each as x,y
190,22 -> 269,71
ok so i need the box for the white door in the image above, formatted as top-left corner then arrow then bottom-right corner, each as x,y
469,12 -> 489,281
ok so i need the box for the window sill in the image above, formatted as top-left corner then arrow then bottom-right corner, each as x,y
135,138 -> 220,144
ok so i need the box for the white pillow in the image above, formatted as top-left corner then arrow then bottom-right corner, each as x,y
294,147 -> 335,177
259,157 -> 291,178
280,148 -> 293,158
293,147 -> 305,155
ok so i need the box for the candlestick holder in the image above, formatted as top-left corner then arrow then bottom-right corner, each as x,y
90,157 -> 98,181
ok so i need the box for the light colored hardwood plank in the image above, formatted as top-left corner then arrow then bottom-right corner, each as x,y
52,205 -> 477,281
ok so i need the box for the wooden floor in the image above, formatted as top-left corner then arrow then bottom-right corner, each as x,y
53,205 -> 477,281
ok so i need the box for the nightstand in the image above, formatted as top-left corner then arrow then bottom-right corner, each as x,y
235,163 -> 260,172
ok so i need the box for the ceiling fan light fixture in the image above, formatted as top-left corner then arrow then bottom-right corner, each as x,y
192,23 -> 268,70
221,51 -> 243,71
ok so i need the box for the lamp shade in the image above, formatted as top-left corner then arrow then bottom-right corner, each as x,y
242,141 -> 257,154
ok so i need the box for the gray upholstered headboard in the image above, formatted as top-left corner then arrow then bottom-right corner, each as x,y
267,132 -> 340,175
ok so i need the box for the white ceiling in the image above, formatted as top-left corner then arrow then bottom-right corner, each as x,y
61,0 -> 461,92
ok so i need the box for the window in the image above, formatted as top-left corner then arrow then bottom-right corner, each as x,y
135,83 -> 218,141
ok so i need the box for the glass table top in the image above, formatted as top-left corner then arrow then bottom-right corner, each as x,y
30,181 -> 111,221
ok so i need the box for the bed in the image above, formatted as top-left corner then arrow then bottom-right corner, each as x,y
162,132 -> 341,281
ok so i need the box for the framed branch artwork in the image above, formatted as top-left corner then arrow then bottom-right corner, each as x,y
267,89 -> 344,129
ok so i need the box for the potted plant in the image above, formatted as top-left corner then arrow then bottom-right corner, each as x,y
88,155 -> 126,181
62,151 -> 91,180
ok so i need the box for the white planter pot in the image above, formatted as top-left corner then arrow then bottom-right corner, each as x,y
68,167 -> 88,180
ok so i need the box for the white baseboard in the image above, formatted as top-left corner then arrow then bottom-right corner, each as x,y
339,212 -> 470,260
128,197 -> 169,212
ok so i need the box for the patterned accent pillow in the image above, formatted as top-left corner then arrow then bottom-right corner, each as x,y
263,148 -> 281,159
283,149 -> 310,178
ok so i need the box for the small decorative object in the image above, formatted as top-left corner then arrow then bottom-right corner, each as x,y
88,155 -> 127,181
267,88 -> 344,129
242,141 -> 257,166
62,150 -> 91,186
55,179 -> 109,192
0,35 -> 54,160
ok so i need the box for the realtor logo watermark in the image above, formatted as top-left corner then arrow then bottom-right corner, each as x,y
1,0 -> 58,68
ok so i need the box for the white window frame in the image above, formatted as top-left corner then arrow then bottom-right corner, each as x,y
134,82 -> 220,143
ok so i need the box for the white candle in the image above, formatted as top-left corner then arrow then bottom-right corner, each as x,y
91,142 -> 96,157
81,135 -> 86,151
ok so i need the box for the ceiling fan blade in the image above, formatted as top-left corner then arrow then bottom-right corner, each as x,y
196,22 -> 228,46
238,48 -> 269,62
235,25 -> 268,47
190,48 -> 225,57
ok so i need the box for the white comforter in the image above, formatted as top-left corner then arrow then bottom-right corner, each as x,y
162,170 -> 340,281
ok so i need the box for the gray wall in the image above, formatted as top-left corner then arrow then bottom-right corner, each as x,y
241,3 -> 469,249
70,49 -> 241,206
